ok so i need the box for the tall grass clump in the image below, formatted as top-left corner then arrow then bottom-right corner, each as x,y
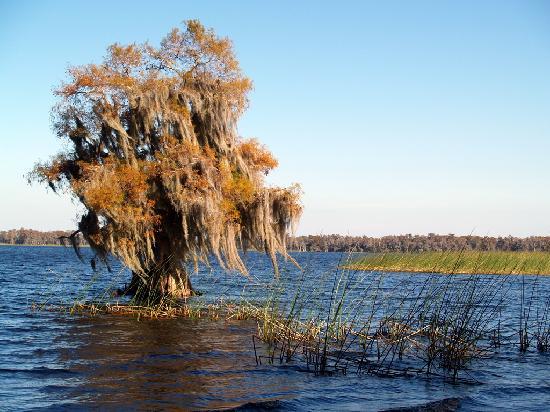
534,296 -> 550,352
249,252 -> 514,382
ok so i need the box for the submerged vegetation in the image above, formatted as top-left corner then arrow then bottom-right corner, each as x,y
30,20 -> 301,300
347,251 -> 550,275
248,265 -> 510,382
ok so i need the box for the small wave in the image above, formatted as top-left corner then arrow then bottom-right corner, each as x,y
207,399 -> 284,411
382,397 -> 461,412
0,366 -> 77,376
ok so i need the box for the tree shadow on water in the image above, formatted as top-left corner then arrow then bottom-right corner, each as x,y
53,315 -> 297,410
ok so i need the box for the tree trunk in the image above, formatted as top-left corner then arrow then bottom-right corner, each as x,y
156,269 -> 194,299
120,233 -> 196,302
123,268 -> 194,303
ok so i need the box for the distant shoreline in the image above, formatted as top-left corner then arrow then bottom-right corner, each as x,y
0,243 -> 90,247
3,229 -> 550,253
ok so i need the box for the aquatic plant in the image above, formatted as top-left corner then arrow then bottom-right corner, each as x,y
534,296 -> 550,352
250,255 -> 513,383
30,20 -> 301,301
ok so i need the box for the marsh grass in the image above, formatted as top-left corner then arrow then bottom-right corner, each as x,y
347,251 -> 550,275
534,296 -> 550,352
249,252 -> 536,382
42,300 -> 257,321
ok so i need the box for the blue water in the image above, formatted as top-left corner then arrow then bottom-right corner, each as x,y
0,246 -> 549,411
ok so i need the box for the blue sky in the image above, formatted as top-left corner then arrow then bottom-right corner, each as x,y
1,1 -> 549,236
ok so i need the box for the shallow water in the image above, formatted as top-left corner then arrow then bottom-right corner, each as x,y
1,246 -> 549,411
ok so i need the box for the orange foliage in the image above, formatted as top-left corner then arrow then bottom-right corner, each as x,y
57,19 -> 252,115
71,159 -> 159,230
238,139 -> 279,173
107,43 -> 142,70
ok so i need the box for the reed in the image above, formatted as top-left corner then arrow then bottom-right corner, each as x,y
251,253 -> 513,382
534,296 -> 550,352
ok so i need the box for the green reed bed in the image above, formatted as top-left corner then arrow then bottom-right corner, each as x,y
347,251 -> 550,275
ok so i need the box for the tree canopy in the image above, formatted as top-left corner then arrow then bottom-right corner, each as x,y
32,20 -> 302,299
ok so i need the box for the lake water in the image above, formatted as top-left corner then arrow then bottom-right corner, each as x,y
1,246 -> 549,411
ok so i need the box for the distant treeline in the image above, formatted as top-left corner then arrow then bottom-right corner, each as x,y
2,229 -> 550,252
0,228 -> 83,246
288,234 -> 550,253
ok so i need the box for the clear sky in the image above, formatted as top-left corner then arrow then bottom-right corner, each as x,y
1,1 -> 549,236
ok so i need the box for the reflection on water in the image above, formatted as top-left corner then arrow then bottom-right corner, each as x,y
1,246 -> 550,411
56,316 -> 298,410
